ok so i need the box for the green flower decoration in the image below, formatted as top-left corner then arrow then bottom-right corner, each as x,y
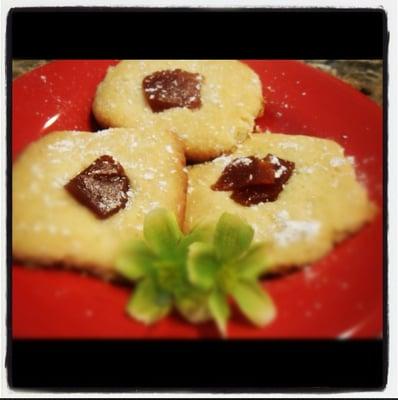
187,213 -> 276,337
116,208 -> 213,324
116,208 -> 276,337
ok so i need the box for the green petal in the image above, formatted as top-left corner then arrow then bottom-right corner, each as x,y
175,289 -> 212,324
208,289 -> 230,337
233,243 -> 269,280
115,241 -> 156,281
179,223 -> 215,249
143,208 -> 182,258
231,280 -> 276,327
214,213 -> 254,262
126,279 -> 172,324
175,223 -> 215,263
154,259 -> 185,293
187,242 -> 220,290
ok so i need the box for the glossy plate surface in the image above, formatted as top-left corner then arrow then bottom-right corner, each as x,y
12,60 -> 383,339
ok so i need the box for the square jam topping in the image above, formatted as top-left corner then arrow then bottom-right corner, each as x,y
64,155 -> 130,219
143,69 -> 203,112
211,156 -> 276,191
212,154 -> 295,206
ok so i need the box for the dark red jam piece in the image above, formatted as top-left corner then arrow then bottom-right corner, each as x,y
143,69 -> 203,112
211,156 -> 275,191
64,155 -> 130,219
231,184 -> 284,206
212,154 -> 295,206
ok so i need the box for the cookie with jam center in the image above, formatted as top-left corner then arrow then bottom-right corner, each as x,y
184,132 -> 377,274
92,60 -> 264,162
12,127 -> 186,279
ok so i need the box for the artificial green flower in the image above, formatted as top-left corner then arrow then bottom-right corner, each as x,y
187,213 -> 276,336
116,208 -> 276,336
116,208 -> 213,324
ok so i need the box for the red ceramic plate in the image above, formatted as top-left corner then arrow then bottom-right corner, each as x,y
12,60 -> 383,339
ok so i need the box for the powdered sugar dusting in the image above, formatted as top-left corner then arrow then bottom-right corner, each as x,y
165,144 -> 174,154
47,140 -> 75,152
278,142 -> 300,150
143,172 -> 155,180
213,154 -> 233,167
330,157 -> 346,167
231,157 -> 253,166
273,210 -> 321,247
274,165 -> 287,178
300,166 -> 315,174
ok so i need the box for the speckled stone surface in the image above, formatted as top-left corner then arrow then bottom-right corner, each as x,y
12,59 -> 382,106
304,60 -> 382,106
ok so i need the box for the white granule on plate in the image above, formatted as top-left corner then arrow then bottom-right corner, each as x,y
347,156 -> 355,165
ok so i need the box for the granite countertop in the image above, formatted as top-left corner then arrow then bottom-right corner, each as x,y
303,60 -> 382,106
12,59 -> 382,106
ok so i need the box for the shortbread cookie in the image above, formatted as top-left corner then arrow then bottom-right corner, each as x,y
184,132 -> 376,273
93,60 -> 264,162
13,128 -> 186,279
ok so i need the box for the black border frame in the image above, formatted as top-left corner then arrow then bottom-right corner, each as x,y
10,7 -> 385,59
